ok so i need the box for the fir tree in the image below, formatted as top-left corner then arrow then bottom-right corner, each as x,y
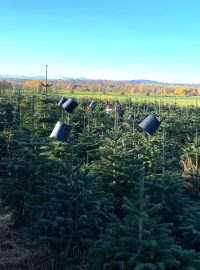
88,183 -> 200,270
90,128 -> 142,217
29,139 -> 112,269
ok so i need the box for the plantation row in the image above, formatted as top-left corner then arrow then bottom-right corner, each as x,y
1,90 -> 200,269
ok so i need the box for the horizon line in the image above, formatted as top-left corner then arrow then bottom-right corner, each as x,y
0,73 -> 200,85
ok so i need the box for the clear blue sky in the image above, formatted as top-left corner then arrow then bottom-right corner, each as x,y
1,0 -> 200,83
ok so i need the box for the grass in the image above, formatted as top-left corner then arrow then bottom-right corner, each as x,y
3,89 -> 200,106
0,214 -> 53,270
59,90 -> 200,106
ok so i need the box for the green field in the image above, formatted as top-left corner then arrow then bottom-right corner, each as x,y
59,90 -> 200,106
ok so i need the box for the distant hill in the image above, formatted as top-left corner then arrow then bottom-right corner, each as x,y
0,74 -> 75,80
127,79 -> 200,87
128,79 -> 168,85
0,74 -> 200,87
0,74 -> 46,80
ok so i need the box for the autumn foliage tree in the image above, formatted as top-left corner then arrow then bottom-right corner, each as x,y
23,80 -> 43,92
175,87 -> 186,96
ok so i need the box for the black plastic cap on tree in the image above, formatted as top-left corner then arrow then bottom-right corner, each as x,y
139,114 -> 160,136
62,97 -> 78,113
128,114 -> 134,121
58,97 -> 68,106
49,121 -> 71,141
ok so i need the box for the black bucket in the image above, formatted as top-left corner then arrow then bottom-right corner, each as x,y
58,97 -> 68,106
62,97 -> 78,113
139,114 -> 160,136
49,121 -> 71,141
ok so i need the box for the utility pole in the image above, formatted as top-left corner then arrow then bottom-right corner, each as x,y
42,64 -> 52,95
45,64 -> 48,95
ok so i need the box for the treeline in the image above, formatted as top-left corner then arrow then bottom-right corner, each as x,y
23,80 -> 200,96
0,79 -> 12,90
2,78 -> 200,95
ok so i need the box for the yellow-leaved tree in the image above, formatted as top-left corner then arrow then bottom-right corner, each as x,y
175,87 -> 186,96
23,80 -> 42,92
